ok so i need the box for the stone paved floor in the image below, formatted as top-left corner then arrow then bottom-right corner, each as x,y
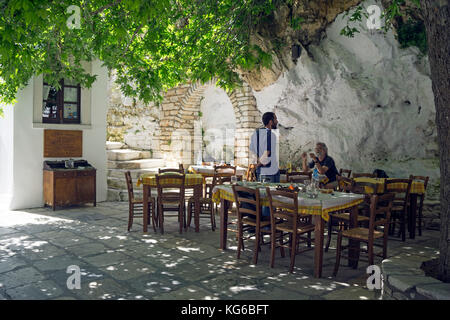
0,202 -> 440,300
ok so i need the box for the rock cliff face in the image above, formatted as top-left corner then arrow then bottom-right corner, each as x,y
252,1 -> 440,202
241,0 -> 362,90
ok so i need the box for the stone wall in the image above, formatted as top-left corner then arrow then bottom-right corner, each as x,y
107,78 -> 261,166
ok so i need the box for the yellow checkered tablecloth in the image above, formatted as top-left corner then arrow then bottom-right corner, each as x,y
137,173 -> 203,187
353,177 -> 425,194
212,185 -> 364,222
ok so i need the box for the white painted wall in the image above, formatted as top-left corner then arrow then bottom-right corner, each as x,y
200,85 -> 236,162
0,102 -> 14,210
7,59 -> 108,210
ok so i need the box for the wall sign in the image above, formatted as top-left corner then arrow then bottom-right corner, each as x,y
44,129 -> 82,158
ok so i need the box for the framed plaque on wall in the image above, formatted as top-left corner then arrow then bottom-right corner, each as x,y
44,129 -> 82,158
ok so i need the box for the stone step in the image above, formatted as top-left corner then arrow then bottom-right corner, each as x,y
106,141 -> 125,150
107,168 -> 159,180
107,158 -> 165,169
107,149 -> 151,161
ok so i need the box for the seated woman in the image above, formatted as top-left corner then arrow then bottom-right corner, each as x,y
301,142 -> 339,189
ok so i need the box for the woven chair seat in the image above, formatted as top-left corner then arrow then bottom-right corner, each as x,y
242,217 -> 271,227
341,227 -> 383,241
276,221 -> 315,234
332,212 -> 369,222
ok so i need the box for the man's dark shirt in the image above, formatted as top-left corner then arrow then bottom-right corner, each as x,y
308,155 -> 339,183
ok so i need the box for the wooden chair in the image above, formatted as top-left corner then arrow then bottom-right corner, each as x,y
384,178 -> 412,242
352,172 -> 376,178
125,171 -> 156,232
325,178 -> 376,252
333,193 -> 394,276
409,175 -> 429,236
339,168 -> 352,178
288,171 -> 312,184
232,185 -> 271,265
266,188 -> 315,273
186,171 -> 218,231
155,173 -> 186,234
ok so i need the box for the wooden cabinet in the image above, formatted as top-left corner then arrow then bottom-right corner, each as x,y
43,169 -> 96,210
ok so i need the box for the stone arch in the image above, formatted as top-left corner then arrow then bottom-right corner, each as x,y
159,80 -> 261,167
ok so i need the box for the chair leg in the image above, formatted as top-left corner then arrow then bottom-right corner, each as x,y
159,205 -> 164,234
253,226 -> 260,265
270,228 -> 276,268
400,212 -> 406,242
418,207 -> 422,236
325,217 -> 333,252
383,235 -> 388,259
210,206 -> 215,231
368,241 -> 374,266
187,202 -> 192,228
151,202 -> 157,233
289,232 -> 298,273
127,204 -> 133,231
237,222 -> 243,259
333,232 -> 342,277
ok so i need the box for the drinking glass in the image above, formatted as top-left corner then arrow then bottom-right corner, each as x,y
231,175 -> 238,185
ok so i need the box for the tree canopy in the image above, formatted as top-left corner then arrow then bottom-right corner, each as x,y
0,0 -> 279,115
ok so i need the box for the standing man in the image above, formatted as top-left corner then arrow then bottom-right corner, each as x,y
302,142 -> 339,189
249,112 -> 280,184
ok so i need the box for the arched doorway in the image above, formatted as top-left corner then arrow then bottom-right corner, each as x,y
159,80 -> 261,167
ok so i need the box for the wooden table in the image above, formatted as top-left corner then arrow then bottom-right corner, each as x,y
138,173 -> 203,233
212,184 -> 364,278
353,177 -> 425,239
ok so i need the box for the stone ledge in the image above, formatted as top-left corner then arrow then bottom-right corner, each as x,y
382,256 -> 450,300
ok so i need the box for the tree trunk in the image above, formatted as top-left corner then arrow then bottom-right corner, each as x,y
421,0 -> 450,283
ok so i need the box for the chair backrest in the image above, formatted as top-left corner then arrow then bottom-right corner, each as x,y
352,172 -> 376,178
232,185 -> 261,225
287,171 -> 312,179
339,168 -> 352,178
383,178 -> 412,211
368,193 -> 394,239
213,165 -> 236,184
155,173 -> 185,202
159,164 -> 184,174
266,188 -> 300,232
124,171 -> 135,201
337,176 -> 354,192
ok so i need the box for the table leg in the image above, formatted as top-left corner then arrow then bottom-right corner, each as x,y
194,185 -> 201,233
409,194 -> 417,239
143,185 -> 149,233
314,215 -> 324,278
348,205 -> 360,268
220,198 -> 230,250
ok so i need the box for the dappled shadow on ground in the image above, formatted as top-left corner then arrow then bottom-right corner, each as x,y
0,202 -> 440,300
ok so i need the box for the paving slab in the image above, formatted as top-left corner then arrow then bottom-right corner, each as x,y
5,279 -> 65,300
0,267 -> 47,289
152,285 -> 220,300
0,256 -> 27,274
99,260 -> 157,281
82,252 -> 131,268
